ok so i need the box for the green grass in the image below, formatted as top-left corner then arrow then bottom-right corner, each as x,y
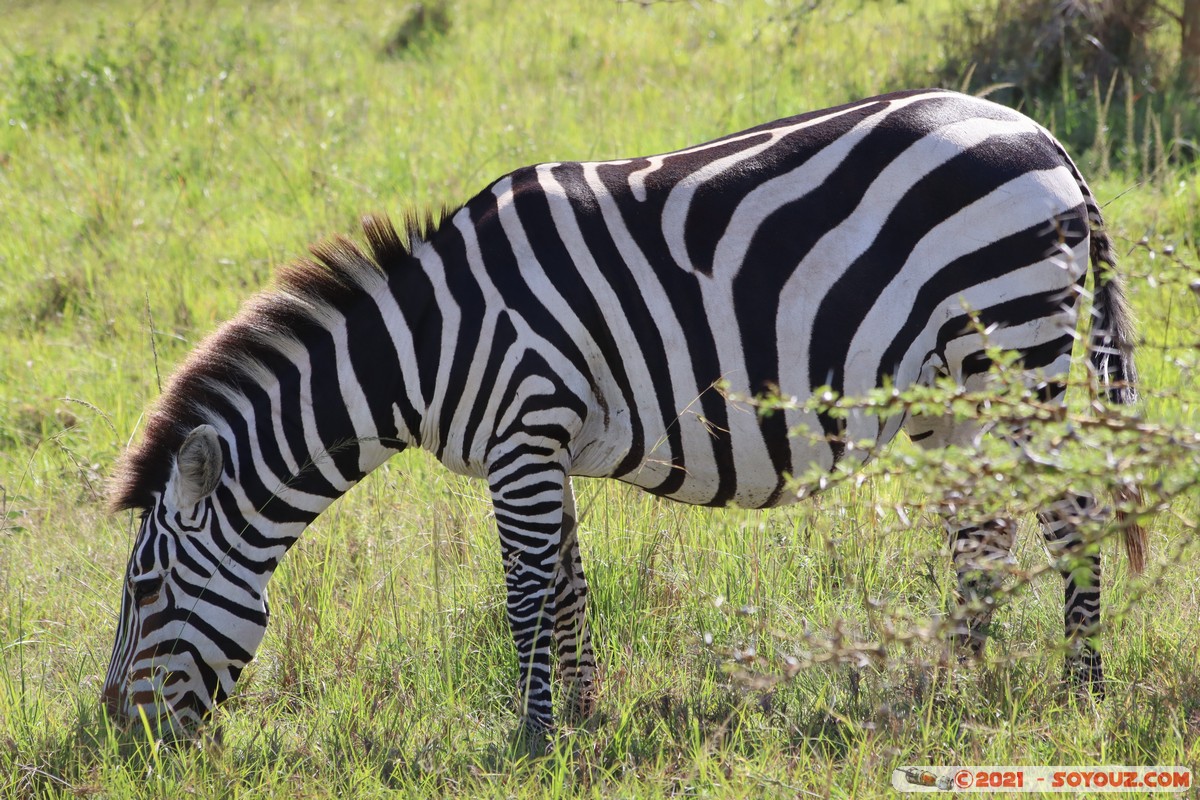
2,0 -> 1200,797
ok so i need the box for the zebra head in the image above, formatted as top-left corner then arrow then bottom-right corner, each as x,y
102,423 -> 271,734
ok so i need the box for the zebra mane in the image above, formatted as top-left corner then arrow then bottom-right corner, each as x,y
107,210 -> 449,513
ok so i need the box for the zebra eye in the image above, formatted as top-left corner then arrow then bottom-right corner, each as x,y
131,575 -> 163,606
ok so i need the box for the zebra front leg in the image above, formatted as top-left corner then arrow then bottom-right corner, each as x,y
947,517 -> 1017,658
552,477 -> 596,724
1038,493 -> 1103,694
491,464 -> 565,740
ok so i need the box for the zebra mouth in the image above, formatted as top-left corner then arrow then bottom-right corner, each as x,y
102,694 -> 200,738
100,681 -> 164,724
101,670 -> 200,733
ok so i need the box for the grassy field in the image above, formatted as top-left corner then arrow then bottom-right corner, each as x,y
2,0 -> 1199,797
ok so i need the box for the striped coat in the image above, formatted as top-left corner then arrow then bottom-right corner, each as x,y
103,89 -> 1143,737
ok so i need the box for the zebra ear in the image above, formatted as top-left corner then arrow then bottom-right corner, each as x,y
175,424 -> 224,507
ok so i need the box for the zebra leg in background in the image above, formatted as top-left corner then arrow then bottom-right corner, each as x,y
1038,492 -> 1104,693
945,516 -> 1017,657
491,463 -> 566,737
552,477 -> 596,724
1009,375 -> 1105,693
904,405 -> 1017,658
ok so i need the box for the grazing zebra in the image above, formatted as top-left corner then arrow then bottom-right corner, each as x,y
102,89 -> 1145,738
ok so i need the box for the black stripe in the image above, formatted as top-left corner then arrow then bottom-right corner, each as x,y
212,488 -> 292,562
687,104 -> 886,277
461,311 -> 519,464
925,286 -> 1082,380
387,255 -> 441,422
173,538 -> 215,580
304,323 -> 362,483
475,169 -> 595,386
237,379 -> 294,489
172,572 -> 266,625
345,295 -> 403,447
555,162 -> 670,479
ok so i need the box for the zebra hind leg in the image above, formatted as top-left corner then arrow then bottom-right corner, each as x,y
552,477 -> 597,725
1038,493 -> 1104,696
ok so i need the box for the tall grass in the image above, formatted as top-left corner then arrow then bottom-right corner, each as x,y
1,0 -> 1199,797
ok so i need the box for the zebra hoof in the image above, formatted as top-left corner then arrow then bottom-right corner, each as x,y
951,624 -> 990,663
559,688 -> 598,729
1063,649 -> 1104,700
507,718 -> 554,758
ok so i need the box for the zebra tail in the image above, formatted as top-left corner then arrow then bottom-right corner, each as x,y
1087,213 -> 1147,574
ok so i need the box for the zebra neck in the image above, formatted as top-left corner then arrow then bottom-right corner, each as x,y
224,274 -> 434,535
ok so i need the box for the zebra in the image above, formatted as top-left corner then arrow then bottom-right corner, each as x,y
102,88 -> 1146,738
